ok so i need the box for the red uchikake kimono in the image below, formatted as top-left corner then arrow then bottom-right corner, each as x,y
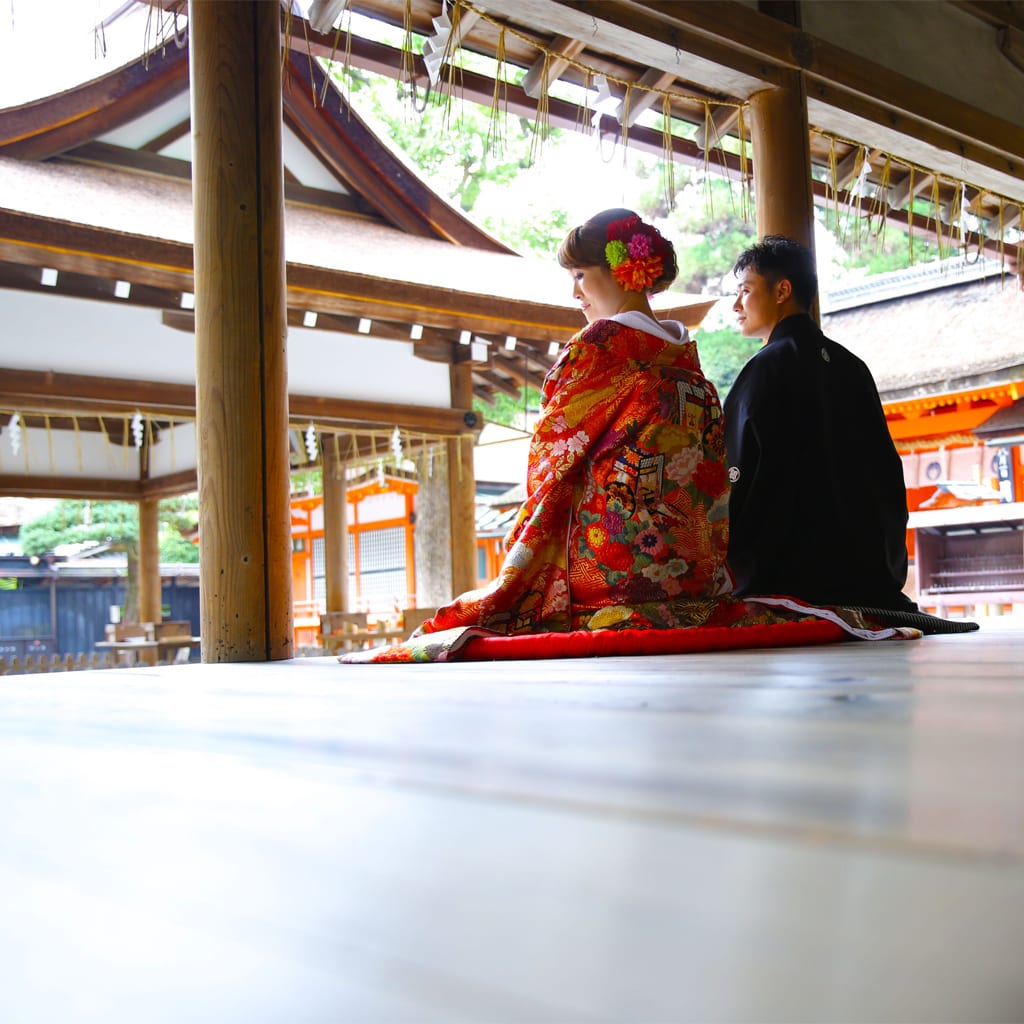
420,316 -> 733,636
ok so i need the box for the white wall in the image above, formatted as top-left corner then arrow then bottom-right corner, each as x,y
1,290 -> 452,406
2,290 -> 197,383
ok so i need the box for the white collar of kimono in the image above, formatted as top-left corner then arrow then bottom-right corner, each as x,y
611,310 -> 690,345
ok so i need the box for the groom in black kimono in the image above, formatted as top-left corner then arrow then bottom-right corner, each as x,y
724,235 -> 919,614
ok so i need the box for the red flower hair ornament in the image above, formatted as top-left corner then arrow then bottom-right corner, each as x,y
604,216 -> 673,293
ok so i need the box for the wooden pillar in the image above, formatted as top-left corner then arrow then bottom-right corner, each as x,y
190,0 -> 293,661
748,73 -> 816,253
447,362 -> 478,598
138,496 -> 162,625
321,433 -> 349,612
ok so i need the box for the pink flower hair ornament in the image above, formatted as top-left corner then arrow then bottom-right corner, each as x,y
604,216 -> 673,293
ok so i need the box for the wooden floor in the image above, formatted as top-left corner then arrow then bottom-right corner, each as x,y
2,616 -> 1022,1023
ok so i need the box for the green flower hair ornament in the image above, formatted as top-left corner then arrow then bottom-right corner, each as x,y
604,215 -> 672,293
605,239 -> 629,268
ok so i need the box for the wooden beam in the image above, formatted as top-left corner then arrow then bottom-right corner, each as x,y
286,266 -> 582,340
0,369 -> 196,417
161,310 -> 196,333
0,469 -> 198,501
489,349 -> 551,393
140,117 -> 192,155
888,171 -> 936,212
999,24 -> 1024,72
289,393 -> 471,435
0,210 -> 583,341
952,1 -> 1024,34
694,105 -> 741,152
140,468 -> 200,499
0,368 -> 472,437
0,43 -> 189,159
283,56 -> 515,251
59,142 -> 375,216
627,1 -> 1024,193
616,69 -> 677,129
0,213 -> 194,291
522,35 -> 586,99
499,0 -> 777,96
474,368 -> 524,399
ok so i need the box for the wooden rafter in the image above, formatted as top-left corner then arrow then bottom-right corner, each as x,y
522,35 -> 586,99
0,368 -> 474,436
616,69 -> 678,129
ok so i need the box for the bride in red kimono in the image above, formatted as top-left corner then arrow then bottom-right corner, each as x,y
419,208 -> 735,636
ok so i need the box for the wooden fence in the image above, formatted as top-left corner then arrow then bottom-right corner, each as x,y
0,652 -> 121,675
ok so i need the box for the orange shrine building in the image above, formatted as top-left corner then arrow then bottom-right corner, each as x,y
825,258 -> 1024,614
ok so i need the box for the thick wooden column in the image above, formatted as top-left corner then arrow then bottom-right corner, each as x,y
138,497 -> 162,625
190,1 -> 293,661
321,433 -> 349,612
748,72 -> 816,252
447,362 -> 478,598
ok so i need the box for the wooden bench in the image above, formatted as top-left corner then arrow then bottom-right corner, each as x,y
319,612 -> 369,654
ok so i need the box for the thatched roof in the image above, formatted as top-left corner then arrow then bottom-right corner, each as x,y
822,261 -> 1024,399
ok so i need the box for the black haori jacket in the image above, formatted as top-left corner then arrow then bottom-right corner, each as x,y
723,313 -> 916,610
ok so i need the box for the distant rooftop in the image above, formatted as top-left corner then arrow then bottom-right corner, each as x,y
821,258 -> 1023,397
822,257 -> 1015,313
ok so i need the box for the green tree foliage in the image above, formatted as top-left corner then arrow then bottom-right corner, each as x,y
341,67 -> 556,219
20,500 -> 137,559
19,498 -> 199,621
633,170 -> 757,295
694,327 -> 762,400
290,470 -> 322,496
836,222 -> 942,276
482,203 -> 571,261
475,386 -> 542,429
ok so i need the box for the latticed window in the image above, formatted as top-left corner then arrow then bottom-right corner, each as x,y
353,526 -> 407,611
312,536 -> 326,605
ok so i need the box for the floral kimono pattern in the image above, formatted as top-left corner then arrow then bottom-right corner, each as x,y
420,318 -> 732,636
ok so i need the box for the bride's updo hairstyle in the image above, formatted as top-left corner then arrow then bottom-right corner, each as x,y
557,207 -> 678,295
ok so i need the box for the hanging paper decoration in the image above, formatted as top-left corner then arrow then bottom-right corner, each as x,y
958,182 -> 971,250
421,7 -> 452,85
850,148 -> 872,199
376,457 -> 386,487
588,74 -> 616,130
8,412 -> 21,455
305,422 -> 318,462
390,425 -> 403,464
131,410 -> 144,448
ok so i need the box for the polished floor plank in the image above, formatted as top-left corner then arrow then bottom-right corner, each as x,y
1,619 -> 1022,1021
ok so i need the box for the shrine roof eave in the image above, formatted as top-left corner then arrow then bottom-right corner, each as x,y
973,396 -> 1024,439
880,371 -> 1024,409
0,155 -> 714,341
